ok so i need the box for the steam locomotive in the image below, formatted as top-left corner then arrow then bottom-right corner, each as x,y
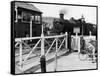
53,13 -> 96,35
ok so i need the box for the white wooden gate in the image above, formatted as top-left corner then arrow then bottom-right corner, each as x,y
71,35 -> 96,54
71,35 -> 80,53
15,32 -> 68,73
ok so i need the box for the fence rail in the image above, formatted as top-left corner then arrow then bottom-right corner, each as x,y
15,34 -> 66,42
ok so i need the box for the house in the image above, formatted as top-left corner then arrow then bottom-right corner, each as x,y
14,2 -> 42,38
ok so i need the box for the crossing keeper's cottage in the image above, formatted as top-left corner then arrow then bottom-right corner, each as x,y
14,2 -> 42,38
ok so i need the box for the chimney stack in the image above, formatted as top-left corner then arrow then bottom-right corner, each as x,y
59,13 -> 64,19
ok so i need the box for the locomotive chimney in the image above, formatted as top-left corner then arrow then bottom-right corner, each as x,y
59,13 -> 64,20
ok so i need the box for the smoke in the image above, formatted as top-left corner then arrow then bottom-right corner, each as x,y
59,8 -> 68,15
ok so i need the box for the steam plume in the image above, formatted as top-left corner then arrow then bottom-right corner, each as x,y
59,8 -> 67,15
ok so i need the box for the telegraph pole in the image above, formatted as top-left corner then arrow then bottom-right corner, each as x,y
81,15 -> 85,35
81,15 -> 85,51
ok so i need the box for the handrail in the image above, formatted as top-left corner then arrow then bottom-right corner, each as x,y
15,34 -> 66,42
15,36 -> 41,42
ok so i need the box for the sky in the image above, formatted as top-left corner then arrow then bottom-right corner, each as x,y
32,3 -> 97,24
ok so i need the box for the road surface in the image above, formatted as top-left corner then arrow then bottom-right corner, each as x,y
15,51 -> 97,74
35,52 -> 97,72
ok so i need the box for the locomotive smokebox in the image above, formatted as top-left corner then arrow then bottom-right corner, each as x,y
59,13 -> 64,20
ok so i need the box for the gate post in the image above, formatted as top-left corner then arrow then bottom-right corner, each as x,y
78,36 -> 80,53
40,33 -> 46,73
65,32 -> 68,50
68,32 -> 71,52
40,55 -> 46,73
19,39 -> 23,70
15,6 -> 18,22
54,37 -> 58,71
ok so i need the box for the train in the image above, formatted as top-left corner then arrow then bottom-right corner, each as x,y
53,13 -> 97,36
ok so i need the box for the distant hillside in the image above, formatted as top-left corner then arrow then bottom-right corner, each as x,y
42,17 -> 59,25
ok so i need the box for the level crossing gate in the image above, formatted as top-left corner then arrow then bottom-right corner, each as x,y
15,32 -> 68,74
71,35 -> 96,53
15,31 -> 96,74
71,35 -> 80,53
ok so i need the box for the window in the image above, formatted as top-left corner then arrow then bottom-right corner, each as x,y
22,12 -> 32,22
18,10 -> 22,22
21,11 -> 41,24
35,15 -> 41,24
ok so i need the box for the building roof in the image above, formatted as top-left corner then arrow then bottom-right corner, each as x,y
15,2 -> 42,13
